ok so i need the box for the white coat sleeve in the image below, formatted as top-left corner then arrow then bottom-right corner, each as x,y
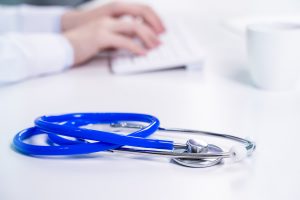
0,5 -> 74,84
0,4 -> 67,33
0,33 -> 74,83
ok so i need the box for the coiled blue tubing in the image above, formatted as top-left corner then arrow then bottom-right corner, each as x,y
13,113 -> 174,156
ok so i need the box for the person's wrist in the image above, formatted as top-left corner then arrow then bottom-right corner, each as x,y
63,23 -> 100,66
61,10 -> 85,32
63,31 -> 84,65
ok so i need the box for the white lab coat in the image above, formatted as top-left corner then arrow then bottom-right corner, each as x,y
0,5 -> 74,84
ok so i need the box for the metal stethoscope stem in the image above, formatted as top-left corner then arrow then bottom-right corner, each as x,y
110,122 -> 256,167
112,147 -> 230,159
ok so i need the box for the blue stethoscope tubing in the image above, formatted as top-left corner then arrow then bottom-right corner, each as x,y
13,113 -> 173,156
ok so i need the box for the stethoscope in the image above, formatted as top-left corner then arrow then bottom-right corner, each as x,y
13,113 -> 256,168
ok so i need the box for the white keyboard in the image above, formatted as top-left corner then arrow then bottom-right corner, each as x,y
110,19 -> 204,74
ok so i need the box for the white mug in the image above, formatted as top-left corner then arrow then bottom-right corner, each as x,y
247,23 -> 300,90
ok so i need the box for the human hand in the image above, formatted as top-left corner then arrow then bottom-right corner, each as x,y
64,17 -> 161,65
61,1 -> 165,34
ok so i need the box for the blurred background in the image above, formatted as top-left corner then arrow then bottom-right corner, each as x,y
1,0 -> 300,16
2,0 -> 300,86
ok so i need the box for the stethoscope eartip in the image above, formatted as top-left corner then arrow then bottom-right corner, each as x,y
230,145 -> 248,162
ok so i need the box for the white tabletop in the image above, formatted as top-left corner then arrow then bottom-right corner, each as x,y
1,3 -> 300,200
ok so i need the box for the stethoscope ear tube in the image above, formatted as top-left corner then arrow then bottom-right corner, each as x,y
13,113 -> 172,155
35,113 -> 174,150
13,127 -> 120,155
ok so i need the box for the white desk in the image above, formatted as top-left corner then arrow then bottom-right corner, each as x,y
1,8 -> 300,200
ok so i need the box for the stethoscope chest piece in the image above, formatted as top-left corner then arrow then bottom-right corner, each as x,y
172,139 -> 224,168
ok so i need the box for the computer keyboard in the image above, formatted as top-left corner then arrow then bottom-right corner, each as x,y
110,19 -> 204,74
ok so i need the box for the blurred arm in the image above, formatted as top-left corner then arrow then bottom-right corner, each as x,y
0,5 -> 74,84
0,33 -> 73,83
0,5 -> 67,33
